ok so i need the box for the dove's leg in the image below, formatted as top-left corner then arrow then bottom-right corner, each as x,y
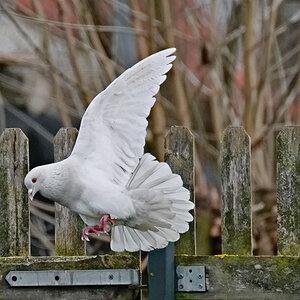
99,214 -> 115,235
81,225 -> 101,241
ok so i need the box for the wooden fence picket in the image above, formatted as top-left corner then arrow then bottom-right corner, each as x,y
0,128 -> 30,257
165,126 -> 196,255
277,126 -> 300,256
220,126 -> 252,255
54,128 -> 86,256
148,126 -> 195,300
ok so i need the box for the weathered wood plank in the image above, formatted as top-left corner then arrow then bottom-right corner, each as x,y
54,128 -> 86,256
148,126 -> 195,299
175,255 -> 300,299
221,127 -> 252,255
165,126 -> 196,255
0,255 -> 139,299
0,128 -> 30,256
277,126 -> 300,256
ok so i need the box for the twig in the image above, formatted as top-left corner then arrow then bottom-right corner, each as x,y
30,199 -> 55,213
252,70 -> 300,149
158,0 -> 192,128
0,3 -> 91,97
31,221 -> 55,255
243,0 -> 257,137
30,206 -> 55,225
80,0 -> 116,83
58,0 -> 91,105
31,0 -> 72,127
4,102 -> 54,143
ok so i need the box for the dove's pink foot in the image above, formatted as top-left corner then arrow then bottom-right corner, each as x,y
81,225 -> 101,241
100,214 -> 115,235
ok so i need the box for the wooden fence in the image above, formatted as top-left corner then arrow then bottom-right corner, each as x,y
0,126 -> 299,299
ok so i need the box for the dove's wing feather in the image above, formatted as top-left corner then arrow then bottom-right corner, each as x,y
71,48 -> 176,185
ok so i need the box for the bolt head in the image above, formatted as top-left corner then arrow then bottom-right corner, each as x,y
179,284 -> 184,289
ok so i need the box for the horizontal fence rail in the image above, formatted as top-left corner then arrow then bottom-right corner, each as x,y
0,126 -> 299,300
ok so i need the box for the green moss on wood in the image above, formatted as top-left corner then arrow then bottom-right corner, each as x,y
0,254 -> 139,271
277,126 -> 300,256
220,127 -> 252,255
175,255 -> 300,299
54,128 -> 86,256
165,126 -> 195,255
0,255 -> 139,298
0,255 -> 139,299
0,129 -> 29,257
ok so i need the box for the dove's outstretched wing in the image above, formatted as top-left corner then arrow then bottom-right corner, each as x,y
71,48 -> 176,185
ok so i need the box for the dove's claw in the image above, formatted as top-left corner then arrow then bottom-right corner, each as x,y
99,214 -> 115,234
81,216 -> 115,241
81,225 -> 101,241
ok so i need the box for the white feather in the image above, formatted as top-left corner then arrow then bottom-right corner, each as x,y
110,152 -> 194,251
71,48 -> 176,186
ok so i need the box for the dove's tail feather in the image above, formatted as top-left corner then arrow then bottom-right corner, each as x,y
110,153 -> 194,252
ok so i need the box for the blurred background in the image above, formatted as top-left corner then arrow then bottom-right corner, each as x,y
0,0 -> 299,256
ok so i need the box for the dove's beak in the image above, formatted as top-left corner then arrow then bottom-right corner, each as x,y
28,189 -> 34,201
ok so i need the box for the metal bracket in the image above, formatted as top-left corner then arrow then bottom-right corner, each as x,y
176,266 -> 206,292
6,269 -> 139,287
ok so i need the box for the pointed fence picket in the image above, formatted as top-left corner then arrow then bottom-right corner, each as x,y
221,127 -> 252,255
0,128 -> 29,257
0,125 -> 299,299
148,126 -> 196,299
277,127 -> 300,256
54,128 -> 86,256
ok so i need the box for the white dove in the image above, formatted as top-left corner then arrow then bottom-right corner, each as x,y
24,48 -> 194,252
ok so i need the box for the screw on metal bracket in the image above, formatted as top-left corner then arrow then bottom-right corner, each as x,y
176,266 -> 206,292
5,269 -> 139,287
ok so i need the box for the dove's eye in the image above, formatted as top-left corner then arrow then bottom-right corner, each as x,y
32,178 -> 37,183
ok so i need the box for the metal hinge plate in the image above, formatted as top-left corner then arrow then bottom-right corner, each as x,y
6,269 -> 139,287
176,265 -> 206,292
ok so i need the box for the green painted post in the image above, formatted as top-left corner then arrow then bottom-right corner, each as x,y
277,126 -> 300,256
148,243 -> 175,300
54,128 -> 86,256
0,128 -> 30,256
221,127 -> 252,255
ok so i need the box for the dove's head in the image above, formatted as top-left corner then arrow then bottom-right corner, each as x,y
24,166 -> 46,201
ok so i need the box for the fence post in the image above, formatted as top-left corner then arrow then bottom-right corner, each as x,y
221,127 -> 252,255
54,128 -> 86,256
148,126 -> 195,300
0,128 -> 30,256
277,126 -> 300,256
165,126 -> 196,255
